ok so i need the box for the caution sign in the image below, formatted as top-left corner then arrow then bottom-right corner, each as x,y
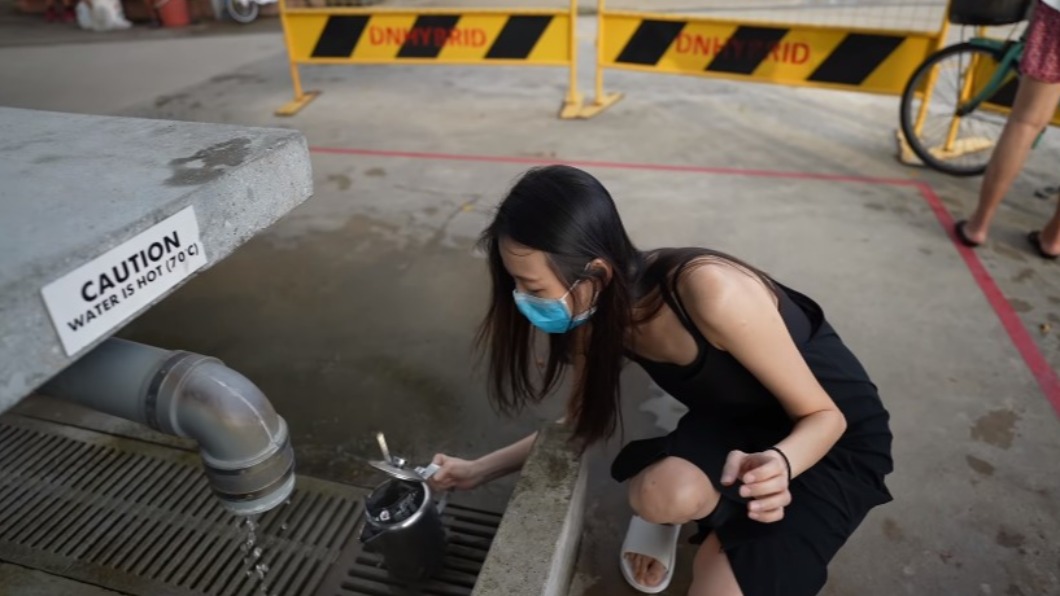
40,206 -> 208,356
600,12 -> 938,95
284,9 -> 573,65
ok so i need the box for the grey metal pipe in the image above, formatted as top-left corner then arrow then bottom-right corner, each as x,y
39,338 -> 295,516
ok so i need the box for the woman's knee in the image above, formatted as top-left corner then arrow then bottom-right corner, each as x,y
1008,111 -> 1052,134
629,457 -> 719,525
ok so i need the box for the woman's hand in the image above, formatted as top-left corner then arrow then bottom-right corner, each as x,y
427,453 -> 485,492
720,449 -> 792,523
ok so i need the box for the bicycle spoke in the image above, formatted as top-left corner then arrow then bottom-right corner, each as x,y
901,43 -> 1007,174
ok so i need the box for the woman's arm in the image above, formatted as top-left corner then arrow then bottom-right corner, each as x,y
431,341 -> 584,491
431,412 -> 569,491
471,431 -> 540,483
680,263 -> 847,520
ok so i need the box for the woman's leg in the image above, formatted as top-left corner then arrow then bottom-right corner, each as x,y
1037,195 -> 1060,255
687,532 -> 743,596
625,456 -> 720,588
963,77 -> 1060,244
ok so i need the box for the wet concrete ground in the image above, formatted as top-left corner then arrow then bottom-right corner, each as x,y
2,11 -> 1060,596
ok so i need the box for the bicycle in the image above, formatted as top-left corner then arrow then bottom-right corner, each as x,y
898,0 -> 1056,177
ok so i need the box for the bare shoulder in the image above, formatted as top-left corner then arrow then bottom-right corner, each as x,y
677,258 -> 775,304
676,259 -> 779,332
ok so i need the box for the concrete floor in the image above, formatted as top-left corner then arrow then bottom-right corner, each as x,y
2,8 -> 1060,596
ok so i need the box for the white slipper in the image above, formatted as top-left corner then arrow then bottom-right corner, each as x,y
619,515 -> 681,594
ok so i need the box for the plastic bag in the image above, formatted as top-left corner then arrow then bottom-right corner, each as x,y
76,0 -> 133,32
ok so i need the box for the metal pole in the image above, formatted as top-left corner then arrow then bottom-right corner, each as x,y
912,2 -> 953,136
561,0 -> 582,117
278,0 -> 305,102
569,0 -> 578,103
944,47 -> 979,150
594,0 -> 605,105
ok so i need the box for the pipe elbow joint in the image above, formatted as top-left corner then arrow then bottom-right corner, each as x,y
152,353 -> 296,516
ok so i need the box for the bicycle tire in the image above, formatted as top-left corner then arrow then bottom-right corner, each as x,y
225,0 -> 259,24
899,42 -> 1008,177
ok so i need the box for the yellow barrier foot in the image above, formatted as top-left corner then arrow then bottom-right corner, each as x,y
275,91 -> 321,117
895,129 -> 923,168
928,136 -> 995,160
894,129 -> 994,168
577,92 -> 623,119
559,94 -> 584,120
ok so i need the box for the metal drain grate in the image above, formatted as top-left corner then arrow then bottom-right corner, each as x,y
0,415 -> 365,596
316,503 -> 501,596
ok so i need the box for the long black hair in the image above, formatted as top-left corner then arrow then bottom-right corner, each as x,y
476,165 -> 775,447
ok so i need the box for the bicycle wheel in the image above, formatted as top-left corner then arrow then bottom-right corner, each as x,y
900,42 -> 1010,177
225,0 -> 259,24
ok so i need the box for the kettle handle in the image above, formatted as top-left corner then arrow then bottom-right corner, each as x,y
416,463 -> 449,515
416,462 -> 441,480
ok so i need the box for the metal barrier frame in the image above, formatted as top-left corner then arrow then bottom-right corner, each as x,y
276,0 -> 583,118
580,0 -> 955,118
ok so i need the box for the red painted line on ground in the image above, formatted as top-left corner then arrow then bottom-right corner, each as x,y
309,145 -> 1060,416
309,146 -> 919,187
914,182 -> 1060,416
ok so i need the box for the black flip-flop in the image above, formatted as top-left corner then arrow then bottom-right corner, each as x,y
1027,231 -> 1060,260
954,220 -> 981,248
1034,185 -> 1059,200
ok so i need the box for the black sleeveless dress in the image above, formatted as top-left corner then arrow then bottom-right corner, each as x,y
612,275 -> 894,596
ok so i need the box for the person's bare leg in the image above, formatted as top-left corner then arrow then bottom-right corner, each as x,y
963,77 -> 1060,244
624,457 -> 720,589
687,532 -> 743,596
1037,195 -> 1060,256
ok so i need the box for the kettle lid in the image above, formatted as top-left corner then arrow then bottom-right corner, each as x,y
367,460 -> 440,483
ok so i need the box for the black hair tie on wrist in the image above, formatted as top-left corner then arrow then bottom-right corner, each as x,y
767,446 -> 792,484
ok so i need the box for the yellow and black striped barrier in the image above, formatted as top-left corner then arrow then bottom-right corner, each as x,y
276,2 -> 582,117
579,1 -> 950,118
972,57 -> 1060,126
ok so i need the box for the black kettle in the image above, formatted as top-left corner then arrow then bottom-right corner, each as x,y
360,434 -> 449,584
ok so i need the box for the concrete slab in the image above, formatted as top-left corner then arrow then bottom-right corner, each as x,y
473,423 -> 587,596
2,13 -> 1060,596
0,563 -> 123,596
0,108 -> 312,412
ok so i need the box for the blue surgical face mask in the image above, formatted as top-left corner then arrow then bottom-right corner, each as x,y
513,281 -> 595,334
